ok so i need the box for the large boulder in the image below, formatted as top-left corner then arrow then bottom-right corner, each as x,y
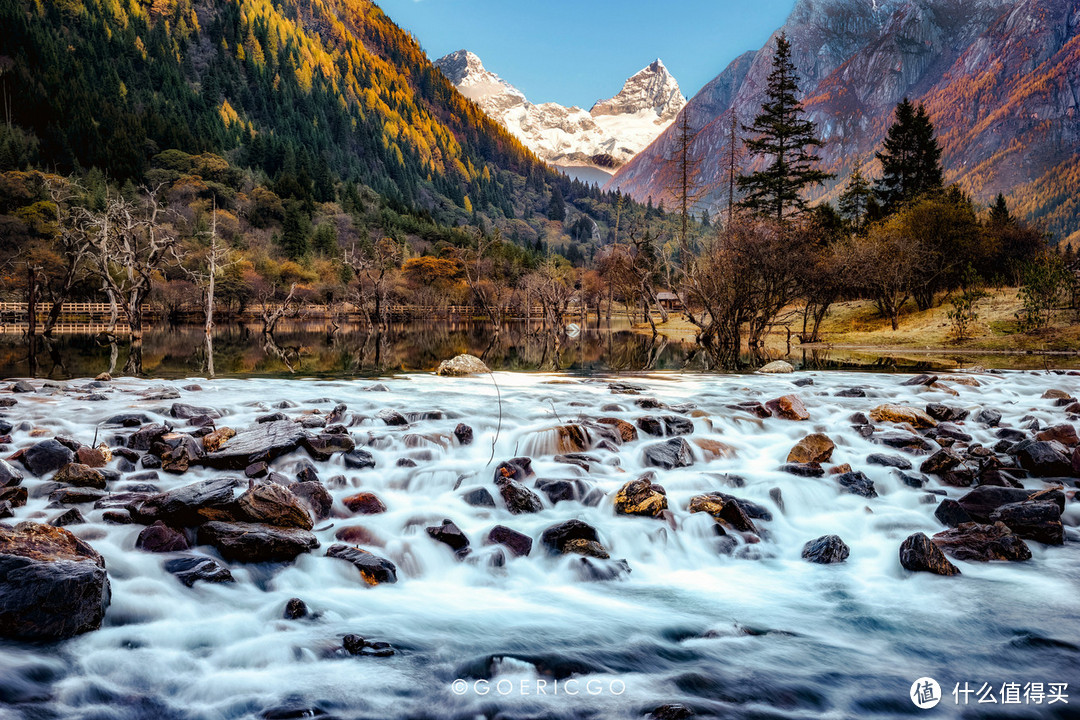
614,476 -> 668,518
201,420 -> 308,470
899,532 -> 960,576
235,483 -> 313,530
0,459 -> 23,487
688,492 -> 757,532
932,522 -> 1031,562
343,492 -> 387,515
1011,440 -> 1073,477
132,477 -> 240,527
787,434 -> 835,464
989,501 -> 1064,545
136,521 -> 190,553
197,521 -> 319,563
495,477 -> 544,514
642,437 -> 694,470
53,463 -> 107,489
436,354 -> 489,376
757,360 -> 794,374
0,522 -> 111,640
152,433 -> 205,473
426,519 -> 470,557
919,449 -> 964,476
540,519 -> 608,558
19,439 -> 75,476
765,395 -> 810,421
595,418 -> 637,443
636,416 -> 694,438
869,404 -> 937,429
801,535 -> 850,564
325,544 -> 398,585
956,486 -> 1066,523
486,525 -> 532,557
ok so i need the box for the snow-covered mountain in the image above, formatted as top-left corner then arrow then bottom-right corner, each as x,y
434,50 -> 685,181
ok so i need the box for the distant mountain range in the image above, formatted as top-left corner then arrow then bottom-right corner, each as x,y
609,0 -> 1080,244
435,51 -> 685,183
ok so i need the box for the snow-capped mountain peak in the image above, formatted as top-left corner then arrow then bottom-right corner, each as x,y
435,50 -> 685,180
591,58 -> 685,121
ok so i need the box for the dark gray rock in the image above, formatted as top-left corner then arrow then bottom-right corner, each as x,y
801,535 -> 850,564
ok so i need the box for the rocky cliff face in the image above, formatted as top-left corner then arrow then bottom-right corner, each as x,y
435,51 -> 686,178
609,0 -> 1080,243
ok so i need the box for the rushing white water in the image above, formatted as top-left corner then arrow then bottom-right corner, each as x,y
1,371 -> 1079,720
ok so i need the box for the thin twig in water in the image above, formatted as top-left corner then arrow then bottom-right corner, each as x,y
548,400 -> 562,423
486,370 -> 503,467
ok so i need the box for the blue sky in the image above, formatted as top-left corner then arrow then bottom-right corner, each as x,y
377,0 -> 797,107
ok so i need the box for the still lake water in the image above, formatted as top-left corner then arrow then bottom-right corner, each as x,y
2,320 -> 1076,379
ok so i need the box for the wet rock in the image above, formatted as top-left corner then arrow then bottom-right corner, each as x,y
765,394 -> 810,421
325,544 -> 398,585
534,477 -> 588,504
835,471 -> 877,498
75,446 -> 108,468
973,408 -> 1002,427
19,439 -> 75,476
650,704 -> 695,720
874,432 -> 935,454
614,476 -> 668,517
197,521 -> 319,563
957,486 -> 1066,523
283,597 -> 309,620
609,381 -> 647,395
0,522 -> 111,640
0,486 -> 27,507
486,525 -> 532,557
869,404 -> 936,429
10,380 -> 34,393
787,434 -> 834,464
128,423 -> 171,452
48,486 -> 106,505
136,521 -> 190,552
496,477 -> 544,514
933,423 -> 973,443
733,401 -> 772,418
866,453 -> 911,469
436,353 -> 490,376
199,427 -> 235,454
989,501 -> 1064,545
919,449 -> 964,476
454,423 -> 474,446
202,420 -> 307,471
572,556 -> 630,581
1042,389 -> 1074,400
926,403 -> 968,422
934,499 -> 972,527
0,459 -> 22,487
343,492 -> 387,515
899,532 -> 960,576
801,535 -> 849,564
48,508 -> 86,527
901,374 -> 938,387
237,483 -> 313,530
688,493 -> 757,532
291,481 -> 332,522
553,453 -> 595,472
245,461 -> 269,478
170,403 -> 220,420
642,437 -> 694,470
376,409 -> 408,427
164,555 -> 234,586
461,487 -> 496,508
256,412 -> 287,424
636,415 -> 694,437
596,417 -> 638,443
343,449 -> 375,470
932,522 -> 1031,562
781,462 -> 824,477
133,477 -> 241,526
835,388 -> 866,398
53,463 -> 107,489
1012,440 -> 1073,477
758,360 -> 793,373
152,433 -> 205,473
541,519 -> 607,557
426,519 -> 470,557
1035,424 -> 1079,447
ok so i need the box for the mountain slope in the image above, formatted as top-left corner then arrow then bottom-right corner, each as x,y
435,51 -> 685,178
610,0 -> 1080,243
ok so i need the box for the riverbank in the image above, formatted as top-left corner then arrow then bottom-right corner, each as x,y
632,288 -> 1080,361
0,371 -> 1078,718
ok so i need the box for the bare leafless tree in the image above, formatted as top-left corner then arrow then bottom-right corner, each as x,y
345,237 -> 400,328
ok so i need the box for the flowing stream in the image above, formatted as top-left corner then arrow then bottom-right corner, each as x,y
1,371 -> 1078,719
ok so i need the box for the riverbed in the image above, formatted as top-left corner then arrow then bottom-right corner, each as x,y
1,371 -> 1078,719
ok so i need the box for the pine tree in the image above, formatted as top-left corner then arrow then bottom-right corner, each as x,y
875,99 -> 942,212
664,109 -> 708,252
989,193 -> 1012,225
837,167 -> 876,232
547,186 -> 566,222
737,33 -> 832,222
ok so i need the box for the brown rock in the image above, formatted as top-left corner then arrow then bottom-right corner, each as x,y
765,395 -> 810,421
688,493 -> 757,532
786,433 -> 835,464
596,418 -> 638,443
1035,424 -> 1078,447
899,532 -> 960,576
343,492 -> 387,515
53,463 -> 107,489
932,522 -> 1031,562
334,525 -> 385,547
236,483 -> 313,530
135,521 -> 190,552
75,447 -> 107,468
691,438 -> 737,460
202,427 -> 236,453
613,477 -> 668,518
325,544 -> 398,585
870,404 -> 937,428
